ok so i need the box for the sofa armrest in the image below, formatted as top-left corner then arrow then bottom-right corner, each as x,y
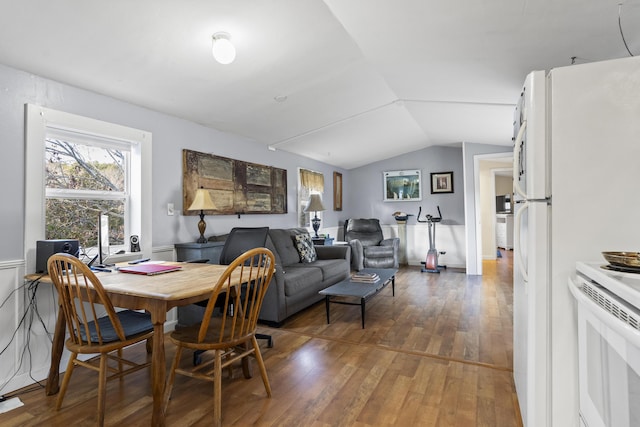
347,239 -> 364,271
315,245 -> 350,261
380,237 -> 400,268
381,237 -> 399,248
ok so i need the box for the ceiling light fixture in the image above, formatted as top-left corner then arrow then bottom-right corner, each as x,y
211,32 -> 236,65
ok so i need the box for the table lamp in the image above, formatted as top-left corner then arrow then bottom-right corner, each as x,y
188,188 -> 216,243
304,194 -> 326,238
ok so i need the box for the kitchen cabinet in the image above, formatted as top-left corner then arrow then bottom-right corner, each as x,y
496,214 -> 513,250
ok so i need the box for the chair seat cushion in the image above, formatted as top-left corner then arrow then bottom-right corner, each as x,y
170,316 -> 252,349
79,310 -> 153,343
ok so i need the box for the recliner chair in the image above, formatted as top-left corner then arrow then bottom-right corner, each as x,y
344,218 -> 399,271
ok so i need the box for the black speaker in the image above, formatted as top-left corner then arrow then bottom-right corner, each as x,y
36,239 -> 80,273
130,235 -> 141,252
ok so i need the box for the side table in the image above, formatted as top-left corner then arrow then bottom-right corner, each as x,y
312,237 -> 334,246
174,241 -> 225,264
174,241 -> 225,327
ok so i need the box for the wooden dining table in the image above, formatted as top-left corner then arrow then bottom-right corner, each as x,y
29,261 -> 230,426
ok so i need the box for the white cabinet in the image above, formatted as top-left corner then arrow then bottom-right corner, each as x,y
496,214 -> 514,250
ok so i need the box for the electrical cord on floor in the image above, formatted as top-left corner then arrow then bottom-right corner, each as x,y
0,276 -> 55,395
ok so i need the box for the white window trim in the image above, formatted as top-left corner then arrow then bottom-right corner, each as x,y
24,104 -> 152,273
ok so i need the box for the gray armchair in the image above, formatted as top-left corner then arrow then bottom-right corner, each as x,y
344,218 -> 399,271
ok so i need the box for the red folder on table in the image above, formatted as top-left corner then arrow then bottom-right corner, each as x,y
118,264 -> 182,275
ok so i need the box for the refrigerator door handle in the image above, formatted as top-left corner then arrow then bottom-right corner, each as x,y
514,200 -> 529,282
513,119 -> 527,200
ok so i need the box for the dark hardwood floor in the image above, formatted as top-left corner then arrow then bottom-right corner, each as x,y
0,251 -> 520,426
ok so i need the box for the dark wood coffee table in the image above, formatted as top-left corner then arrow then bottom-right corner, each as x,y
319,268 -> 397,328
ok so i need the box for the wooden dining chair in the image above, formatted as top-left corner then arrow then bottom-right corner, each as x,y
163,247 -> 276,427
47,253 -> 154,426
191,226 -> 273,366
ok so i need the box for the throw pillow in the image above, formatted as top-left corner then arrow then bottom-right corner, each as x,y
294,233 -> 317,263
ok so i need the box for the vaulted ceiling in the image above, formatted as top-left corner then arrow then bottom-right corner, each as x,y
1,1 -> 638,169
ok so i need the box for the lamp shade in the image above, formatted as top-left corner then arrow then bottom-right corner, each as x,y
212,32 -> 236,65
304,194 -> 325,213
188,188 -> 216,211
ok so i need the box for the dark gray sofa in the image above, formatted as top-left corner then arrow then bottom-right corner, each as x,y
177,227 -> 350,327
260,228 -> 350,325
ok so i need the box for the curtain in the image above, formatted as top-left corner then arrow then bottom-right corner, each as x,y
299,169 -> 324,193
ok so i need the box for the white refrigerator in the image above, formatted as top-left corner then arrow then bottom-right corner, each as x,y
512,55 -> 640,427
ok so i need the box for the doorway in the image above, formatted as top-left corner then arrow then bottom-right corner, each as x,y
472,153 -> 513,275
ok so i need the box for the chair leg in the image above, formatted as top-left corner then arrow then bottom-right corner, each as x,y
256,333 -> 273,348
251,336 -> 272,397
163,345 -> 183,412
56,352 -> 77,410
214,349 -> 222,427
97,354 -> 108,427
193,349 -> 204,366
241,342 -> 252,379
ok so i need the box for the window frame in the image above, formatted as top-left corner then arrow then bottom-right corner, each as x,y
297,167 -> 324,228
25,104 -> 152,273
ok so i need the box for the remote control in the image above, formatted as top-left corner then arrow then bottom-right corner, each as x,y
128,258 -> 150,265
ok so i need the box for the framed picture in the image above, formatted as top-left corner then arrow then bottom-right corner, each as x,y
383,170 -> 421,202
333,171 -> 342,211
430,171 -> 454,194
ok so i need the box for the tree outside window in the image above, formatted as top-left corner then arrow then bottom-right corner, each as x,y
45,137 -> 129,255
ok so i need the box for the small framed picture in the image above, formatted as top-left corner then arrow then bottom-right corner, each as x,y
430,171 -> 454,194
383,170 -> 421,202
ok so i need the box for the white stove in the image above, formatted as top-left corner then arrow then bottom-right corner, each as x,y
570,262 -> 640,427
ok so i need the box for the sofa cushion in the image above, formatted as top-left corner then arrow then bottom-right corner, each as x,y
312,259 -> 348,281
263,235 -> 287,278
268,228 -> 307,266
294,233 -> 317,263
283,266 -> 323,296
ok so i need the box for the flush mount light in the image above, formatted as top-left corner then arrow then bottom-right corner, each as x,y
211,32 -> 236,65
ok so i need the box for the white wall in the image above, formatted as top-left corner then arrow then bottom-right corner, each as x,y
495,175 -> 512,195
0,63 -> 349,263
346,145 -> 465,226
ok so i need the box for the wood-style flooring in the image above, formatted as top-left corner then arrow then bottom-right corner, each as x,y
0,251 -> 521,426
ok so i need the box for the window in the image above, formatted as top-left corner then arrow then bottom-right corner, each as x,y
297,168 -> 324,227
25,105 -> 151,272
45,131 -> 129,250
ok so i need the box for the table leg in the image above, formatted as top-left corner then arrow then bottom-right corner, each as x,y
392,275 -> 395,297
360,298 -> 366,329
45,302 -> 65,395
325,296 -> 331,324
150,303 -> 167,427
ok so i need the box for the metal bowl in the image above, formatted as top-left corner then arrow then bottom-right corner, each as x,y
602,251 -> 640,268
